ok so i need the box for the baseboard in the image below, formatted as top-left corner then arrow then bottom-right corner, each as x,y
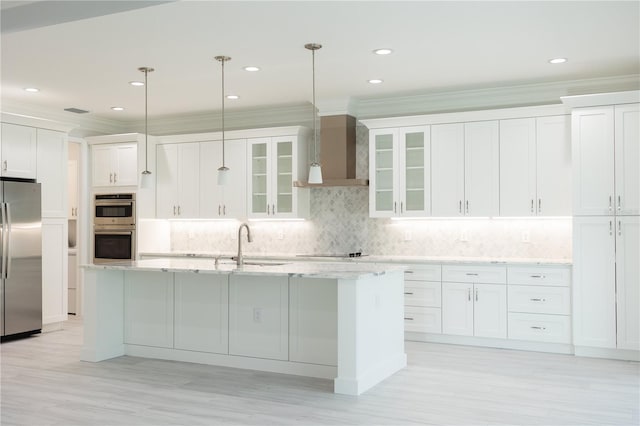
42,322 -> 64,333
405,332 -> 574,355
574,346 -> 640,361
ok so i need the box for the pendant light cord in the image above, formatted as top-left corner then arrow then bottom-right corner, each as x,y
144,68 -> 149,172
312,47 -> 317,164
221,58 -> 226,168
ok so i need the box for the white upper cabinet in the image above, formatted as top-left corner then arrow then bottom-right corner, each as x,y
68,160 -> 78,218
431,121 -> 499,217
572,107 -> 615,215
91,142 -> 138,187
499,115 -> 571,216
247,135 -> 308,219
0,123 -> 37,179
200,139 -> 247,219
614,104 -> 639,215
156,143 -> 200,218
572,103 -> 639,216
36,128 -> 67,218
431,123 -> 465,216
369,126 -> 430,217
464,121 -> 499,217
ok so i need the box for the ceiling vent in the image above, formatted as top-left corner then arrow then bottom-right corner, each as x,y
64,107 -> 89,114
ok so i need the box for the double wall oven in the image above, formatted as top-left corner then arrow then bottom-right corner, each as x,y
93,193 -> 136,264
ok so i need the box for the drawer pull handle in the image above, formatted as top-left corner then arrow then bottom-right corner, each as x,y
530,274 -> 545,279
530,326 -> 546,330
404,292 -> 414,295
530,298 -> 546,302
466,273 -> 479,276
404,317 -> 414,321
404,271 -> 414,274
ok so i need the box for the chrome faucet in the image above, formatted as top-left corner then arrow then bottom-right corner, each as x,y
236,223 -> 253,266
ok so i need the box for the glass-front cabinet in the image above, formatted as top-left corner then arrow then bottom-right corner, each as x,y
369,126 -> 430,217
247,133 -> 309,219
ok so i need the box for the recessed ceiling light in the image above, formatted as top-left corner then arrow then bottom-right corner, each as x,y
243,66 -> 260,72
24,87 -> 39,92
368,79 -> 383,84
373,48 -> 393,55
548,58 -> 567,64
129,81 -> 144,86
226,95 -> 239,100
111,106 -> 125,111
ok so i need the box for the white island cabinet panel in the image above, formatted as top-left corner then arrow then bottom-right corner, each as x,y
124,271 -> 174,348
229,275 -> 288,361
174,273 -> 229,354
289,277 -> 337,366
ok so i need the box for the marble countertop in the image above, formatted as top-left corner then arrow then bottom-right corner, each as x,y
84,257 -> 406,280
138,252 -> 572,266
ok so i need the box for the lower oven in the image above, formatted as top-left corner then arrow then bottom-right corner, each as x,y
94,227 -> 135,264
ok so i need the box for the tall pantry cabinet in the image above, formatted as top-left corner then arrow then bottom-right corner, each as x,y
565,92 -> 639,359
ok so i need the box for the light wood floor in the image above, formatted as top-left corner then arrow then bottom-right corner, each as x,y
1,318 -> 638,426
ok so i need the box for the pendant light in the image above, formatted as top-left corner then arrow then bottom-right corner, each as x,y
215,55 -> 231,185
138,66 -> 154,189
305,43 -> 323,184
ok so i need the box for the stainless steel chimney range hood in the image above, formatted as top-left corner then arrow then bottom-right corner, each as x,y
294,114 -> 369,187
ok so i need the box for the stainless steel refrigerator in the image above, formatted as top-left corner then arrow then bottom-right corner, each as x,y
0,178 -> 42,339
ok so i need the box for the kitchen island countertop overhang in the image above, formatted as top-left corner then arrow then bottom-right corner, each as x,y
81,259 -> 407,396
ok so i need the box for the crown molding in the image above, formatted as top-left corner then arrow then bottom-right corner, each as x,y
561,90 -> 640,108
355,74 -> 640,119
0,99 -> 125,136
121,103 -> 314,136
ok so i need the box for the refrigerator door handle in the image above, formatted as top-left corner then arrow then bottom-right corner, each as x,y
5,202 -> 11,279
0,202 -> 5,279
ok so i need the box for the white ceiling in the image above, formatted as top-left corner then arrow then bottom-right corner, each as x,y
1,1 -> 639,124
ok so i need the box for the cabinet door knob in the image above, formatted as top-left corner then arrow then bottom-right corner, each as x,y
530,298 -> 546,302
394,202 -> 397,213
617,195 -> 622,211
609,220 -> 613,236
618,220 -> 622,236
530,326 -> 546,330
531,199 -> 534,213
177,205 -> 181,215
466,200 -> 469,214
475,288 -> 478,301
109,173 -> 113,183
404,317 -> 414,321
173,206 -> 176,216
114,173 -> 117,183
2,160 -> 7,171
538,198 -> 541,213
459,200 -> 462,213
609,196 -> 613,212
404,292 -> 414,295
467,288 -> 471,301
218,205 -> 221,216
223,205 -> 226,216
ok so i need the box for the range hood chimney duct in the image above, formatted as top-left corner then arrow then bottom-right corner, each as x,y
294,114 -> 368,187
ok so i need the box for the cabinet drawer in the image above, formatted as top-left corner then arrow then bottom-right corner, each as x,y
507,266 -> 571,286
404,306 -> 441,334
405,264 -> 441,282
442,265 -> 506,284
508,313 -> 571,344
404,281 -> 441,307
508,285 -> 570,315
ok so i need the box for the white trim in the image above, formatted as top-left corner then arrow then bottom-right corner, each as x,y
574,346 -> 640,362
360,104 -> 569,129
560,90 -> 640,108
125,344 -> 337,379
156,126 -> 311,144
1,112 -> 75,132
405,332 -> 574,355
84,133 -> 143,145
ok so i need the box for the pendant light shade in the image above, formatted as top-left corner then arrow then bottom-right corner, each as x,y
138,66 -> 154,189
305,43 -> 323,184
215,55 -> 231,185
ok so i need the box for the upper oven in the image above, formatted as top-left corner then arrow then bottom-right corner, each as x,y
94,193 -> 135,226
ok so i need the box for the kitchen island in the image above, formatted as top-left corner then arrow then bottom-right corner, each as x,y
81,258 -> 406,395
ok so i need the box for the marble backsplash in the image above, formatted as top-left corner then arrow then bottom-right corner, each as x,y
166,123 -> 571,260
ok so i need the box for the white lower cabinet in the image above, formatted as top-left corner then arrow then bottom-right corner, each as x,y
441,265 -> 507,339
403,265 -> 442,333
42,219 -> 68,325
508,313 -> 571,344
441,282 -> 507,339
174,273 -> 229,354
289,278 -> 337,366
229,275 -> 288,360
124,271 -> 174,348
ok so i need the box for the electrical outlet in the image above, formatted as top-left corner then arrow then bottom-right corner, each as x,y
404,230 -> 412,241
522,230 -> 531,243
253,308 -> 262,323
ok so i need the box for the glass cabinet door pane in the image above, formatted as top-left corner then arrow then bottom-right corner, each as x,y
275,141 -> 293,213
251,142 -> 268,214
375,134 -> 394,212
404,132 -> 425,212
